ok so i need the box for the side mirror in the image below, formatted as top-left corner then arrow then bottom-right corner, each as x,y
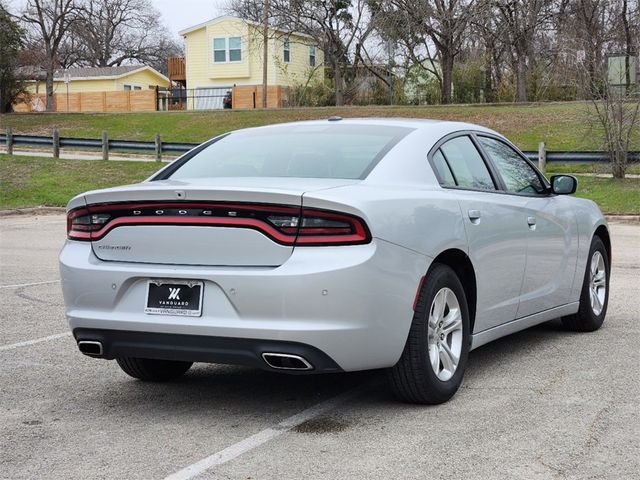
550,175 -> 577,195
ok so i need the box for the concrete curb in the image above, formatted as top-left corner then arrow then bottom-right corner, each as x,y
605,215 -> 640,224
0,206 -> 66,217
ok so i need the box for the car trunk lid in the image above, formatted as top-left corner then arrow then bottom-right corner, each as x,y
79,178 -> 358,267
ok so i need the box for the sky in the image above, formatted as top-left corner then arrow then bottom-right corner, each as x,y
7,0 -> 227,40
146,0 -> 225,38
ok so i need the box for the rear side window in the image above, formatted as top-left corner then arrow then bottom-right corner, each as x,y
166,125 -> 412,180
437,136 -> 495,190
432,150 -> 456,186
478,136 -> 546,195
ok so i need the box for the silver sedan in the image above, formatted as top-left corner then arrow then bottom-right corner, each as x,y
60,118 -> 610,404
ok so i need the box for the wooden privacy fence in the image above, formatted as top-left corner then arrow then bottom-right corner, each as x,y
13,90 -> 157,113
232,85 -> 287,109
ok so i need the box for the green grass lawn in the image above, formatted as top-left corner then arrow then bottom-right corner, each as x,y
1,154 -> 637,214
4,102 -> 637,152
571,176 -> 640,214
0,154 -> 161,209
546,163 -> 640,175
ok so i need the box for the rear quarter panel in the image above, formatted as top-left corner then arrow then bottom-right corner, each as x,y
303,185 -> 467,261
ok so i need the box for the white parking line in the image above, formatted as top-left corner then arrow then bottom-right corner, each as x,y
0,332 -> 72,351
0,280 -> 60,289
164,384 -> 367,480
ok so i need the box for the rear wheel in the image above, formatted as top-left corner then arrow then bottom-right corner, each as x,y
116,357 -> 193,381
562,236 -> 609,332
388,263 -> 471,404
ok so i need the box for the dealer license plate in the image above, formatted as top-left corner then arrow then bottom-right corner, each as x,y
145,280 -> 203,317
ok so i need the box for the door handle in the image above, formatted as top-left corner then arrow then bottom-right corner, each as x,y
468,210 -> 481,224
527,216 -> 537,228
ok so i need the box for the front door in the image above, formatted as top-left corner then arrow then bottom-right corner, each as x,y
475,135 -> 578,318
517,195 -> 578,317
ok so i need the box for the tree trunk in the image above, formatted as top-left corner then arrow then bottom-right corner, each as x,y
611,150 -> 626,179
440,52 -> 454,104
45,61 -> 55,112
483,45 -> 495,103
621,0 -> 632,89
515,56 -> 528,102
334,62 -> 344,106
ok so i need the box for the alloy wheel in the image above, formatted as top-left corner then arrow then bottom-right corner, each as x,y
589,251 -> 607,316
427,287 -> 463,381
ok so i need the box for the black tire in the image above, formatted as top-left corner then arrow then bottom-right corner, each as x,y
562,236 -> 610,332
388,263 -> 471,404
116,357 -> 193,381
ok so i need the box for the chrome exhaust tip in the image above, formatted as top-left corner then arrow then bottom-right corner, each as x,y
262,353 -> 313,371
78,340 -> 103,356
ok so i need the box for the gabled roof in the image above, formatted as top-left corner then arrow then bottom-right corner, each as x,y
178,15 -> 313,40
49,65 -> 170,83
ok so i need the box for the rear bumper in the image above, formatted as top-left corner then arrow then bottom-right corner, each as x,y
73,328 -> 343,374
60,239 -> 429,371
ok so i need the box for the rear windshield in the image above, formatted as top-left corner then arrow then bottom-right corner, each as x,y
165,124 -> 412,180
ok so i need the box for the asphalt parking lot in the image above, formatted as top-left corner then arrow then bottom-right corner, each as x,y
1,214 -> 638,480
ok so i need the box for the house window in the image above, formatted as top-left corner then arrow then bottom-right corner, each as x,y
229,37 -> 242,62
283,38 -> 290,63
309,45 -> 316,67
214,37 -> 242,63
123,85 -> 142,91
124,85 -> 131,91
213,38 -> 227,62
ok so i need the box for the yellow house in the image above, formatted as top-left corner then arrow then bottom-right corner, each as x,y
178,16 -> 324,109
27,65 -> 170,95
18,65 -> 171,113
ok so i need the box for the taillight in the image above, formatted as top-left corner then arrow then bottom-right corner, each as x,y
67,203 -> 370,246
67,208 -> 111,240
294,209 -> 369,245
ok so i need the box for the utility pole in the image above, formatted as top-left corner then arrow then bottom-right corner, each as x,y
262,0 -> 269,109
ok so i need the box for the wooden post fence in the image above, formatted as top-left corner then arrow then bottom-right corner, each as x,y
102,131 -> 109,161
53,129 -> 60,159
155,134 -> 162,162
538,141 -> 547,174
6,127 -> 13,155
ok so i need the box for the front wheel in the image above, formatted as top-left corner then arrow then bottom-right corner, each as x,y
116,357 -> 193,381
562,236 -> 610,332
388,263 -> 471,404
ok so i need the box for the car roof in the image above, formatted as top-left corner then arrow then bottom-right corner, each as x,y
243,117 -> 501,139
218,118 -> 507,186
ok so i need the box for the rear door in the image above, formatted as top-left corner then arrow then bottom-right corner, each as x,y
431,135 -> 528,332
476,135 -> 578,317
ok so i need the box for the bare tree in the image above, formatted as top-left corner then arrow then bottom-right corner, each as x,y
381,0 -> 476,104
65,0 -> 179,71
470,8 -> 507,102
579,49 -> 640,179
487,0 -> 557,102
570,0 -> 608,88
620,0 -> 634,88
229,0 -> 381,106
0,1 -> 25,112
21,0 -> 80,111
589,87 -> 640,178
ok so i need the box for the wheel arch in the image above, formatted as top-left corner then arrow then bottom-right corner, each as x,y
431,249 -> 477,334
594,224 -> 611,263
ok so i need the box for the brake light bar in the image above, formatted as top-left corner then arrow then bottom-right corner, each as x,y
67,202 -> 371,246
